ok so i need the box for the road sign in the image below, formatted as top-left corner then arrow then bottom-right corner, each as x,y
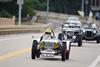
17,0 -> 24,5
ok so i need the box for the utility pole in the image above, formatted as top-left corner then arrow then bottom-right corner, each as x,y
84,0 -> 90,17
81,0 -> 84,12
46,0 -> 49,23
18,5 -> 22,25
17,0 -> 24,25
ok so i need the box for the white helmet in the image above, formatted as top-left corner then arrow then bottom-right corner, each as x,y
92,24 -> 96,28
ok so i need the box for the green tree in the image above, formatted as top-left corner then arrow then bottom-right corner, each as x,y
0,0 -> 83,17
0,10 -> 12,18
22,0 -> 47,17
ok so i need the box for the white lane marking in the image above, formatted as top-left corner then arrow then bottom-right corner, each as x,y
89,55 -> 100,67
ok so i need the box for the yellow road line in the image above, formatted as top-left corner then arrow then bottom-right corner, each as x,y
0,48 -> 31,61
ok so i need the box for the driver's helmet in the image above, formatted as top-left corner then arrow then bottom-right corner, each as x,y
91,24 -> 96,28
45,28 -> 52,35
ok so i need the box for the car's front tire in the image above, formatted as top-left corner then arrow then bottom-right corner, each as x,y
31,48 -> 36,59
36,49 -> 40,58
61,42 -> 66,61
31,40 -> 38,59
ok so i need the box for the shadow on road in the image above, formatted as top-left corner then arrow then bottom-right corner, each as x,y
83,41 -> 97,44
41,58 -> 61,61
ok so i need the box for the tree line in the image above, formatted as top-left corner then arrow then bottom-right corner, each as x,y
0,0 -> 85,18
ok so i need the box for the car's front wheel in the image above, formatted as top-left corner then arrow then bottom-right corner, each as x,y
61,42 -> 66,61
31,40 -> 38,59
36,49 -> 40,58
31,48 -> 36,59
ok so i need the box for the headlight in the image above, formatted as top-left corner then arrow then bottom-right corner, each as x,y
39,42 -> 45,48
83,30 -> 85,33
73,36 -> 76,39
93,31 -> 96,33
54,42 -> 59,49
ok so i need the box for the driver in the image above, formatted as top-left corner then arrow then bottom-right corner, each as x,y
40,28 -> 54,41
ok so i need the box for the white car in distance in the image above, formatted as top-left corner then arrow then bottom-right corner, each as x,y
66,16 -> 81,27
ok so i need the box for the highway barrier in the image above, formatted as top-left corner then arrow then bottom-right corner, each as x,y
0,23 -> 53,35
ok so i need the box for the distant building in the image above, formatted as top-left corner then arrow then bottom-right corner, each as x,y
90,0 -> 100,11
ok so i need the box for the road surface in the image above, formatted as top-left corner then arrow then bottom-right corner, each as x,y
0,20 -> 100,67
0,33 -> 100,67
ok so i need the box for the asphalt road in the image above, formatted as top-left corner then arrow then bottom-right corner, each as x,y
0,20 -> 100,67
0,32 -> 100,67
